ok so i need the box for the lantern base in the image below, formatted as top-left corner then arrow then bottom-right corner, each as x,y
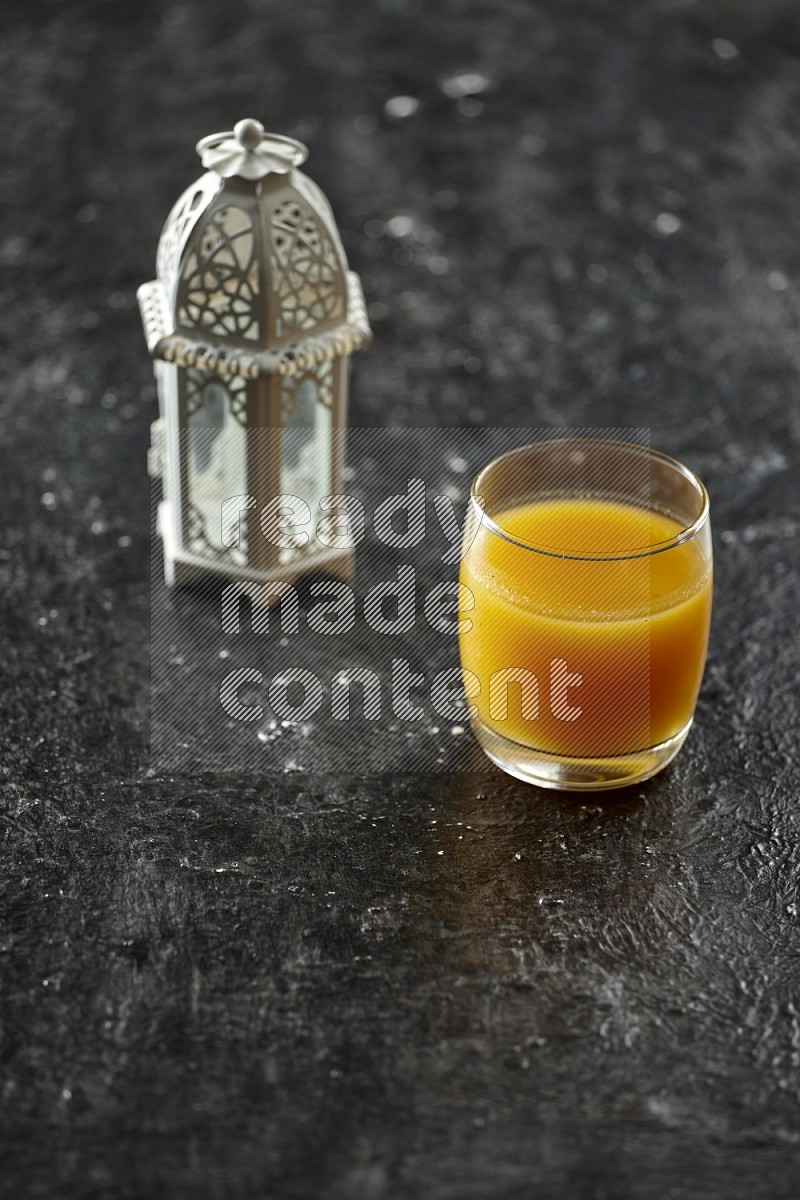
164,551 -> 355,592
157,503 -> 354,593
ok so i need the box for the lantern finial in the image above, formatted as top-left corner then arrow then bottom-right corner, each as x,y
196,120 -> 309,181
234,118 -> 265,150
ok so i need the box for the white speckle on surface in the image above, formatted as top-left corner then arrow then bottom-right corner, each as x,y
257,719 -> 282,744
386,214 -> 415,238
450,725 -> 465,736
41,492 -> 57,510
767,270 -> 789,291
353,114 -> 378,135
0,235 -> 29,265
447,455 -> 468,474
711,37 -> 739,60
655,212 -> 682,236
434,189 -> 459,208
90,519 -> 107,535
117,534 -> 132,548
521,133 -> 547,156
440,70 -> 491,99
428,254 -> 450,275
384,95 -> 419,119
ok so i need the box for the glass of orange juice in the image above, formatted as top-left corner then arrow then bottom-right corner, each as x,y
458,437 -> 712,790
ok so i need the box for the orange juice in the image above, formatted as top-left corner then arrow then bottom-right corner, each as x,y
459,497 -> 712,759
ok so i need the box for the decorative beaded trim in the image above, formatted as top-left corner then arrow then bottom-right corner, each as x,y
137,271 -> 371,380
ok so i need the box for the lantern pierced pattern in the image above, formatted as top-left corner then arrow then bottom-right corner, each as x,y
138,119 -> 371,589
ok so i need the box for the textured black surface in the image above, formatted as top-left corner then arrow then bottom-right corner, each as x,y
2,1 -> 800,1196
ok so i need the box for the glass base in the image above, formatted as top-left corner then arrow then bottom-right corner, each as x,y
471,717 -> 693,792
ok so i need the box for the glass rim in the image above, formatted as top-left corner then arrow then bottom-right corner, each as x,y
469,437 -> 710,562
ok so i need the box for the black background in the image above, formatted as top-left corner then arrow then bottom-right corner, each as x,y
1,1 -> 799,1196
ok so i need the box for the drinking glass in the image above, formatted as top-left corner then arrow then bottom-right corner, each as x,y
458,437 -> 712,790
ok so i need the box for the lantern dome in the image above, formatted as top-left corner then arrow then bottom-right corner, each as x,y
139,119 -> 370,380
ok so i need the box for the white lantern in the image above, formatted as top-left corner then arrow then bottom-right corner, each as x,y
138,119 -> 371,589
